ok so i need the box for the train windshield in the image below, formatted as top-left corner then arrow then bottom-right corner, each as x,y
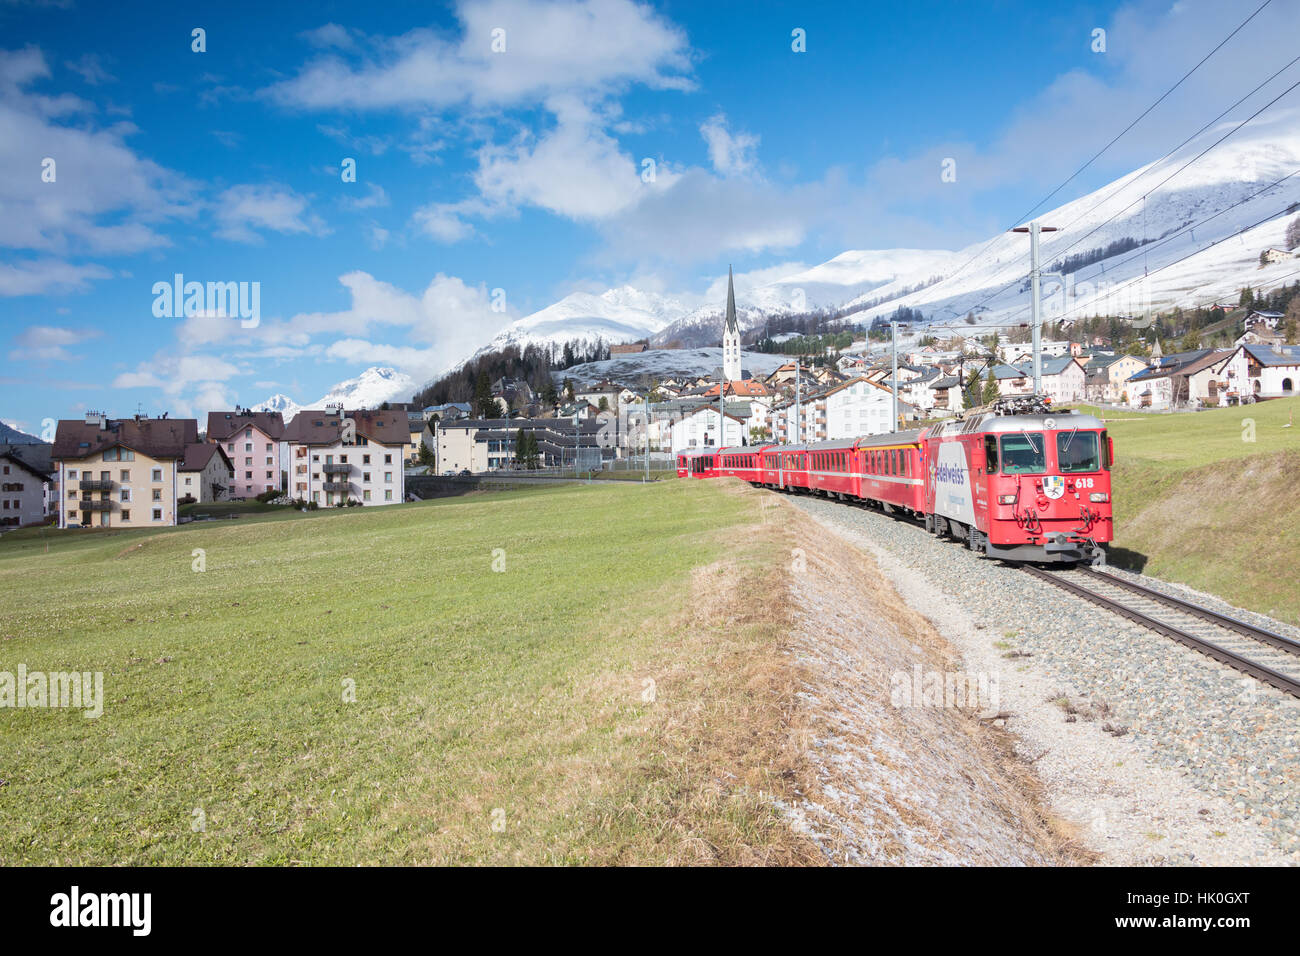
1056,430 -> 1101,472
1000,432 -> 1046,474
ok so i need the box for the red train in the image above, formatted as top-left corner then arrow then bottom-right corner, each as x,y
676,397 -> 1113,564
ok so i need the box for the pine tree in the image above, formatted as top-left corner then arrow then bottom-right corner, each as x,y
982,368 -> 999,405
474,370 -> 497,419
417,439 -> 434,469
514,427 -> 526,469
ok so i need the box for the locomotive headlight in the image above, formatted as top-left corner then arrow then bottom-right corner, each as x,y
1089,492 -> 1109,503
998,494 -> 1016,505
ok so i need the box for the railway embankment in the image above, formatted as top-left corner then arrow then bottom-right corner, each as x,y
789,492 -> 1300,864
751,489 -> 1091,864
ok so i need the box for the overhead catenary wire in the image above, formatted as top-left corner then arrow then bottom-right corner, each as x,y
918,0 -> 1277,303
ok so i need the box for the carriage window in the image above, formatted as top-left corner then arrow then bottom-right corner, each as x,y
1056,430 -> 1101,473
1000,432 -> 1046,474
984,435 -> 999,474
901,453 -> 908,477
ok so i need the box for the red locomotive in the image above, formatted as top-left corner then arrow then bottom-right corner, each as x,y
693,396 -> 1112,564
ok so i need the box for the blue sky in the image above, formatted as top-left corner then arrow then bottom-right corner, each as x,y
2,0 -> 1296,434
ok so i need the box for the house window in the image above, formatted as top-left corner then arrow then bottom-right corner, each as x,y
384,454 -> 392,464
265,443 -> 272,452
266,471 -> 272,479
384,472 -> 392,483
363,489 -> 371,501
384,490 -> 392,501
312,491 -> 320,502
68,470 -> 77,479
245,471 -> 252,480
152,508 -> 162,521
363,454 -> 371,464
120,469 -> 129,481
152,488 -> 162,501
151,468 -> 162,482
67,509 -> 76,519
245,457 -> 252,466
363,472 -> 371,482
122,509 -> 131,522
227,443 -> 234,452
121,489 -> 131,502
184,477 -> 192,485
245,428 -> 252,438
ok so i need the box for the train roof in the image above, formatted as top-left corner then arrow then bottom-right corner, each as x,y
928,409 -> 1106,436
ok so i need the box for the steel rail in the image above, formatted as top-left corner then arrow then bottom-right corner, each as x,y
1075,566 -> 1300,657
1022,565 -> 1300,700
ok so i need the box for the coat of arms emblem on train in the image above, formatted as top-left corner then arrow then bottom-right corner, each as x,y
1043,475 -> 1065,500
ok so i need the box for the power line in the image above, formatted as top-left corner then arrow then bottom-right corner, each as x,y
919,0 -> 1276,300
930,68 -> 1300,327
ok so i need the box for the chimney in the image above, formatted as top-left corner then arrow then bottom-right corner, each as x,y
84,411 -> 106,429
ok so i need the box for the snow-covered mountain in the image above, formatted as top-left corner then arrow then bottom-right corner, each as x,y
252,393 -> 302,421
478,286 -> 688,356
0,420 -> 43,444
252,367 -> 414,423
842,108 -> 1300,330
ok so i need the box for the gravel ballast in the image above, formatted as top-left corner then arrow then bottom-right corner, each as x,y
786,492 -> 1300,865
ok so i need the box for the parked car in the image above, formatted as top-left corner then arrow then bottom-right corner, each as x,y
458,469 -> 472,476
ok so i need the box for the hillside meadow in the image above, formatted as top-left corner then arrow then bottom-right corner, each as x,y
0,481 -> 816,865
1078,397 -> 1300,623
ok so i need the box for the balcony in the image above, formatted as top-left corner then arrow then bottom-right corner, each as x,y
322,481 -> 350,492
78,499 -> 113,512
322,463 -> 351,474
79,479 -> 114,491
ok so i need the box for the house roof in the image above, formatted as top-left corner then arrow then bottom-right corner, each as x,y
53,417 -> 199,462
1242,343 -> 1300,367
282,409 -> 407,446
180,443 -> 232,472
1012,355 -> 1082,377
1127,349 -> 1222,382
0,442 -> 53,476
206,410 -> 286,441
0,448 -> 52,480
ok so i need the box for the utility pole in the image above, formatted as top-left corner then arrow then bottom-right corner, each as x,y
1012,222 -> 1059,396
644,396 -> 651,483
890,320 -> 898,433
794,357 -> 802,444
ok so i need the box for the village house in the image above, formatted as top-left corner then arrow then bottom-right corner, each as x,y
1124,349 -> 1226,409
992,356 -> 1086,404
669,405 -> 748,454
1084,354 -> 1147,404
435,417 -> 610,472
179,443 -> 235,503
52,413 -> 198,529
206,410 -> 289,499
0,444 -> 53,529
1209,343 -> 1300,403
284,408 -> 407,506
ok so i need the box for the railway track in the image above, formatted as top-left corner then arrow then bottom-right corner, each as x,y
1022,565 -> 1300,699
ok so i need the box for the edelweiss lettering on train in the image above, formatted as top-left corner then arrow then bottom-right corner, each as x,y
935,462 -> 965,485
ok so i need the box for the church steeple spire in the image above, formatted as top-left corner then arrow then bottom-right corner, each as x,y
722,265 -> 741,382
724,265 -> 738,335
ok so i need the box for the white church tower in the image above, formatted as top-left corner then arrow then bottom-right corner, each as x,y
722,265 -> 741,383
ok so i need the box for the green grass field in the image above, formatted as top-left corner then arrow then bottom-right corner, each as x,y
1071,398 -> 1300,622
0,481 -> 802,865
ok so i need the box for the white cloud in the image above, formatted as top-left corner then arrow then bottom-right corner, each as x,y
700,114 -> 758,177
0,258 -> 112,296
65,53 -> 114,86
0,47 -> 196,257
268,0 -> 692,111
213,184 -> 327,243
8,323 -> 100,362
